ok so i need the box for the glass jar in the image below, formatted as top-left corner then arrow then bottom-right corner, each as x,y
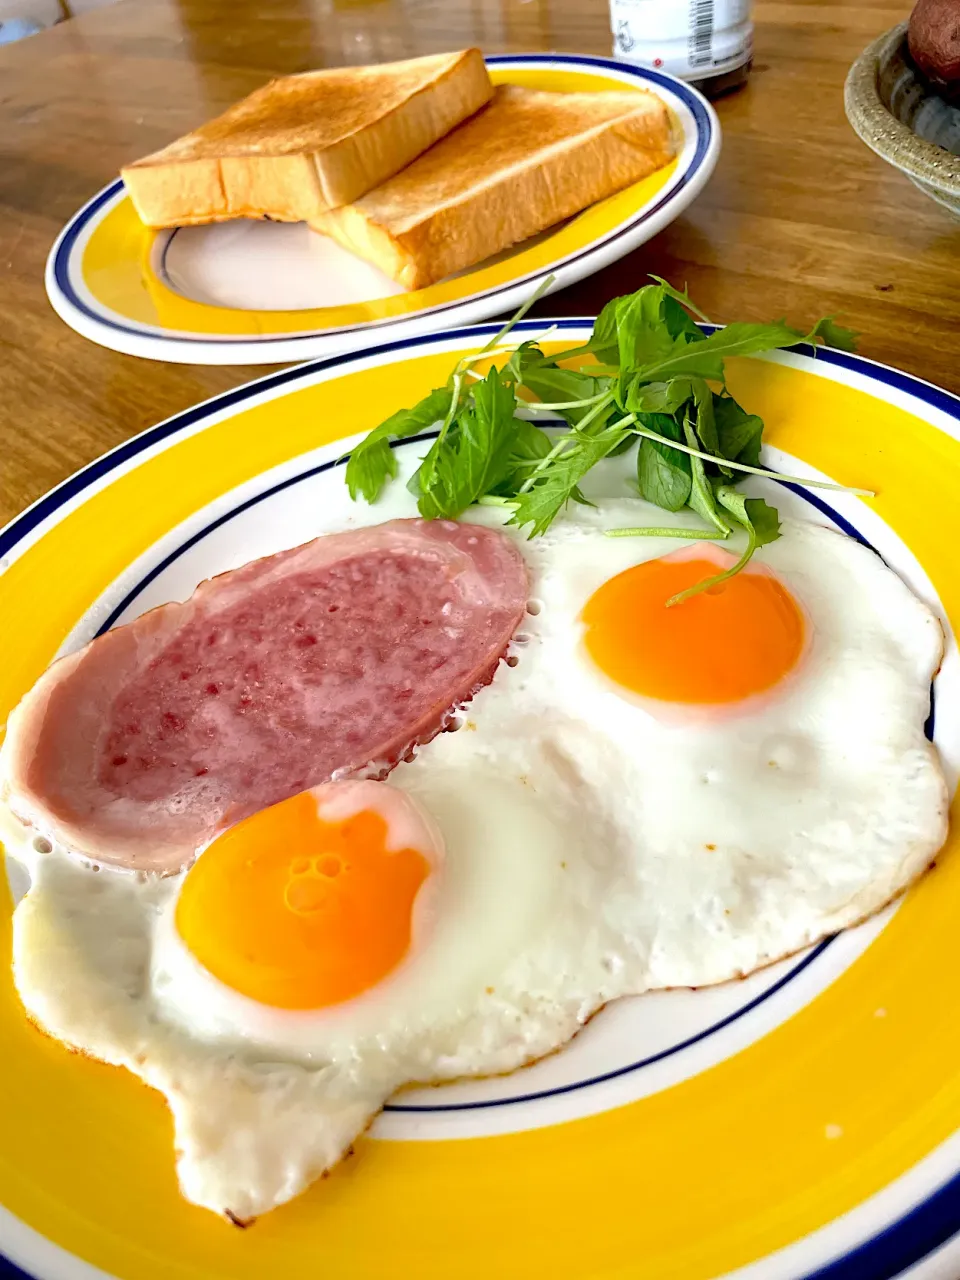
609,0 -> 753,98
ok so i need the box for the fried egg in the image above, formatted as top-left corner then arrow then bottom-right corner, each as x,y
404,504 -> 947,988
3,500 -> 948,1221
8,773 -> 614,1219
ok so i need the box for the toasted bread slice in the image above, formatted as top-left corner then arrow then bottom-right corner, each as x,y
121,50 -> 493,229
310,84 -> 674,290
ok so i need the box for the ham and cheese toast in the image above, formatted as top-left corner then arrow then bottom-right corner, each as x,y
0,521 -> 527,874
311,84 -> 675,290
121,49 -> 493,229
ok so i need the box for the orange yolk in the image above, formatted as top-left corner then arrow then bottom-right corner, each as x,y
581,545 -> 806,706
175,790 -> 431,1010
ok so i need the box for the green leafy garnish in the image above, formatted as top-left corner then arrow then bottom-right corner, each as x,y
666,492 -> 782,607
807,316 -> 860,352
415,366 -> 518,519
713,393 -> 763,468
510,422 -> 629,538
636,412 -> 691,512
344,277 -> 868,600
681,411 -> 731,537
345,386 -> 453,503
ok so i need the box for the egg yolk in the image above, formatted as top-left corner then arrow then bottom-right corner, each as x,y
175,789 -> 431,1009
581,545 -> 805,705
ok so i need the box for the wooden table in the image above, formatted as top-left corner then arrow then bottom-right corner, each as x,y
1,0 -> 957,529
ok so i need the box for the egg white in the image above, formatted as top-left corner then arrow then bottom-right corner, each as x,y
8,768 -> 621,1219
2,491 -> 948,1222
399,502 -> 947,990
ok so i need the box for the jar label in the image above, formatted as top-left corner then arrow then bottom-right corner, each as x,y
609,0 -> 753,80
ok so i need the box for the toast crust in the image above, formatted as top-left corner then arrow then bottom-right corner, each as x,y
121,50 -> 492,227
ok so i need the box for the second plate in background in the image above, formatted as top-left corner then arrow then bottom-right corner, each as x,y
44,54 -> 719,365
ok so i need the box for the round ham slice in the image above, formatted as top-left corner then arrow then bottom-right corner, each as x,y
1,519 -> 528,874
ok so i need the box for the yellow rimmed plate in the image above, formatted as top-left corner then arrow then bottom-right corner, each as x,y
3,320 -> 960,1280
43,55 -> 718,365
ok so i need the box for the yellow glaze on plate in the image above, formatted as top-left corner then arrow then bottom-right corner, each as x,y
78,66 -> 679,337
1,346 -> 959,1279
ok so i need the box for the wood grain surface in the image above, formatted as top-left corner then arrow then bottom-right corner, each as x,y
0,0 -> 957,528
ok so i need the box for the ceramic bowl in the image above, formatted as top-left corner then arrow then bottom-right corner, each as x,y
845,21 -> 960,216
